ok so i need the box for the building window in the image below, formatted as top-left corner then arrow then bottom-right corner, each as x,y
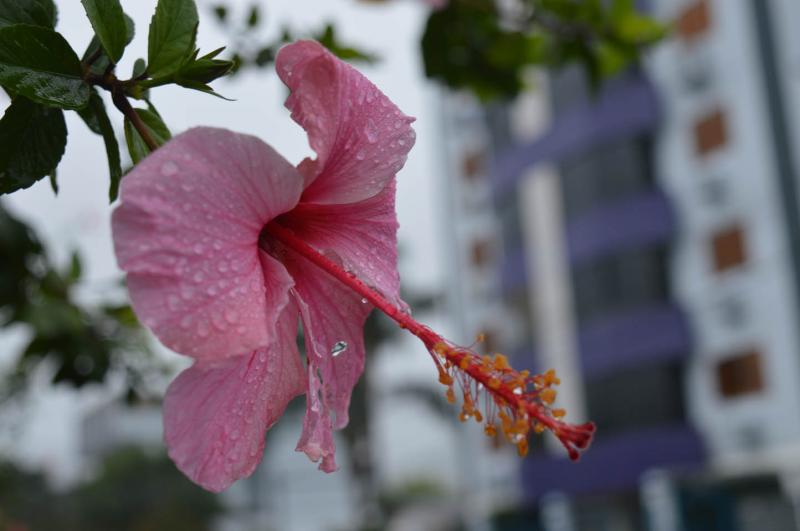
677,0 -> 711,42
586,360 -> 686,439
470,239 -> 492,268
717,350 -> 764,398
711,225 -> 747,272
694,109 -> 728,156
560,135 -> 654,218
461,149 -> 486,181
572,244 -> 670,323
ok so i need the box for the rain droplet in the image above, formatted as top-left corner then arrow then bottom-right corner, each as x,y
167,295 -> 180,310
225,309 -> 239,324
193,271 -> 205,283
217,261 -> 229,273
213,240 -> 224,251
355,149 -> 366,161
161,161 -> 179,177
197,321 -> 210,338
364,119 -> 378,143
331,341 -> 348,357
193,243 -> 204,254
360,298 -> 368,304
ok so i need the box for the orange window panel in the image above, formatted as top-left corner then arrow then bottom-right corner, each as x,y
717,350 -> 764,398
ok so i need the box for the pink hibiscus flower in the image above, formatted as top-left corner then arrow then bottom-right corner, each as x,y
112,40 -> 593,492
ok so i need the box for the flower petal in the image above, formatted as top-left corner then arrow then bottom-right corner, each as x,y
281,180 -> 404,308
278,246 -> 372,472
276,40 -> 416,205
163,302 -> 305,492
112,127 -> 303,360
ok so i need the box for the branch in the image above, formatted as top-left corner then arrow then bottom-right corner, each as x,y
111,89 -> 159,152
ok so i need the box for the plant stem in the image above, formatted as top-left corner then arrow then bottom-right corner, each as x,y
111,89 -> 159,152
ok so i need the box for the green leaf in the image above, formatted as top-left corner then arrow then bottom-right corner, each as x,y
124,108 -> 171,164
0,0 -> 57,29
68,251 -> 82,282
81,91 -> 122,201
212,5 -> 227,22
132,58 -> 147,78
81,0 -> 128,64
246,4 -> 259,28
175,80 -> 233,100
49,168 -> 58,193
0,97 -> 67,194
148,0 -> 199,78
176,46 -> 233,86
82,14 -> 135,76
314,23 -> 377,64
0,25 -> 89,109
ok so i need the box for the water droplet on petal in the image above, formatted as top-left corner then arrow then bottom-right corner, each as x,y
356,150 -> 366,161
161,161 -> 179,177
197,321 -> 209,338
331,341 -> 348,357
213,240 -> 224,251
364,119 -> 378,143
361,298 -> 368,304
217,261 -> 229,273
193,243 -> 204,254
193,271 -> 205,283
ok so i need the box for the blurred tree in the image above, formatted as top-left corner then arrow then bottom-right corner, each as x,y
0,201 -> 169,403
0,448 -> 222,531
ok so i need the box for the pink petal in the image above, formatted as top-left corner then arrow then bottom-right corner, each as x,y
276,40 -> 416,205
163,302 -> 305,492
112,127 -> 304,360
278,246 -> 372,472
281,180 -> 404,308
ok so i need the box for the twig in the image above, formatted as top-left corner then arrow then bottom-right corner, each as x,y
111,88 -> 159,152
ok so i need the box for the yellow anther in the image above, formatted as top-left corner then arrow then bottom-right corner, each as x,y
488,377 -> 501,389
493,354 -> 510,370
433,342 -> 448,356
446,387 -> 456,404
540,388 -> 556,405
533,422 -> 546,434
552,408 -> 566,418
438,372 -> 454,386
459,411 -> 469,423
484,424 -> 497,437
544,369 -> 560,386
476,333 -> 486,343
474,410 -> 483,423
459,357 -> 471,370
516,439 -> 529,457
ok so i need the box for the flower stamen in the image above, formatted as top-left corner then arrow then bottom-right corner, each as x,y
262,222 -> 596,461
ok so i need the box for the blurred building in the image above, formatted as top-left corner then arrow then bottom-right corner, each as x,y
80,402 -> 357,531
440,0 -> 800,529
